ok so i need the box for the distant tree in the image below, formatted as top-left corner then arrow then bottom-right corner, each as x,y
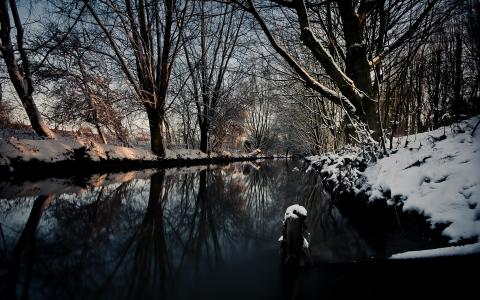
182,0 -> 245,153
244,72 -> 275,151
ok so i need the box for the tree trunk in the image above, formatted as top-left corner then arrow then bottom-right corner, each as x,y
364,102 -> 382,141
147,109 -> 166,157
2,64 -> 55,139
20,94 -> 55,138
200,123 -> 208,153
337,1 -> 382,142
83,0 -> 185,159
0,0 -> 55,139
452,34 -> 463,117
432,50 -> 442,128
415,63 -> 424,132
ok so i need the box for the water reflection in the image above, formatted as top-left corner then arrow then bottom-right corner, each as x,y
0,161 -> 372,300
5,194 -> 54,299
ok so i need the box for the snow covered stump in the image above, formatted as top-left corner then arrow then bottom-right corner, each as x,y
279,204 -> 311,267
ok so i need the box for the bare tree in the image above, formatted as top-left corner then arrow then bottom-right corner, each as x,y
80,0 -> 191,156
230,0 -> 455,145
182,0 -> 245,153
35,30 -> 131,145
380,2 -> 478,143
244,72 -> 275,151
0,0 -> 55,138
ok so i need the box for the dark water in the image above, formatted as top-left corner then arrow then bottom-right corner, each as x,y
0,160 -> 477,299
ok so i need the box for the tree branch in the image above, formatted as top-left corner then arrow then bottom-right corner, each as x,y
244,0 -> 357,114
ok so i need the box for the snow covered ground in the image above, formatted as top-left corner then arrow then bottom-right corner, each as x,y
390,243 -> 480,259
0,136 -> 157,165
306,146 -> 367,194
307,116 -> 480,253
0,133 -> 271,169
364,116 -> 480,243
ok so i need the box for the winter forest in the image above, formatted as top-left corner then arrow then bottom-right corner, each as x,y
0,0 -> 477,156
1,1 -> 480,299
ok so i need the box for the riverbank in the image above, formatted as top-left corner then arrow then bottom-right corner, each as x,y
0,135 -> 278,180
306,115 -> 480,255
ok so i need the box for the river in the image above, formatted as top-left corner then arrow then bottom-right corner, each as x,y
0,160 -> 477,299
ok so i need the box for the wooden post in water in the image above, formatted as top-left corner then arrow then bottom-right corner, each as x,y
280,204 -> 311,266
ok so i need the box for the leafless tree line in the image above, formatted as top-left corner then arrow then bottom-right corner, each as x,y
1,0 -> 478,156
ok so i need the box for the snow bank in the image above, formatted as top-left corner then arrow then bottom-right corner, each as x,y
0,135 -> 158,164
306,146 -> 370,194
165,148 -> 218,160
307,116 -> 480,243
390,243 -> 480,259
364,116 -> 480,242
0,134 -> 270,170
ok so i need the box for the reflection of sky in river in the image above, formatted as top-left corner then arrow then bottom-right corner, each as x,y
0,160 -> 374,300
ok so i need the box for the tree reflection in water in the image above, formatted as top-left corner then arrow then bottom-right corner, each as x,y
0,160 -> 371,300
127,170 -> 171,299
4,194 -> 55,300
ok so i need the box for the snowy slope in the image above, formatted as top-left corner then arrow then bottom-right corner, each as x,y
364,116 -> 480,243
307,116 -> 480,245
390,243 -> 480,259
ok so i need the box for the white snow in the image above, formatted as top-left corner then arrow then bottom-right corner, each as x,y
306,146 -> 366,193
390,243 -> 480,259
303,237 -> 309,249
364,116 -> 480,242
165,148 -> 214,160
0,134 -> 270,168
306,116 -> 480,243
0,135 -> 158,164
284,204 -> 307,220
247,148 -> 262,156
